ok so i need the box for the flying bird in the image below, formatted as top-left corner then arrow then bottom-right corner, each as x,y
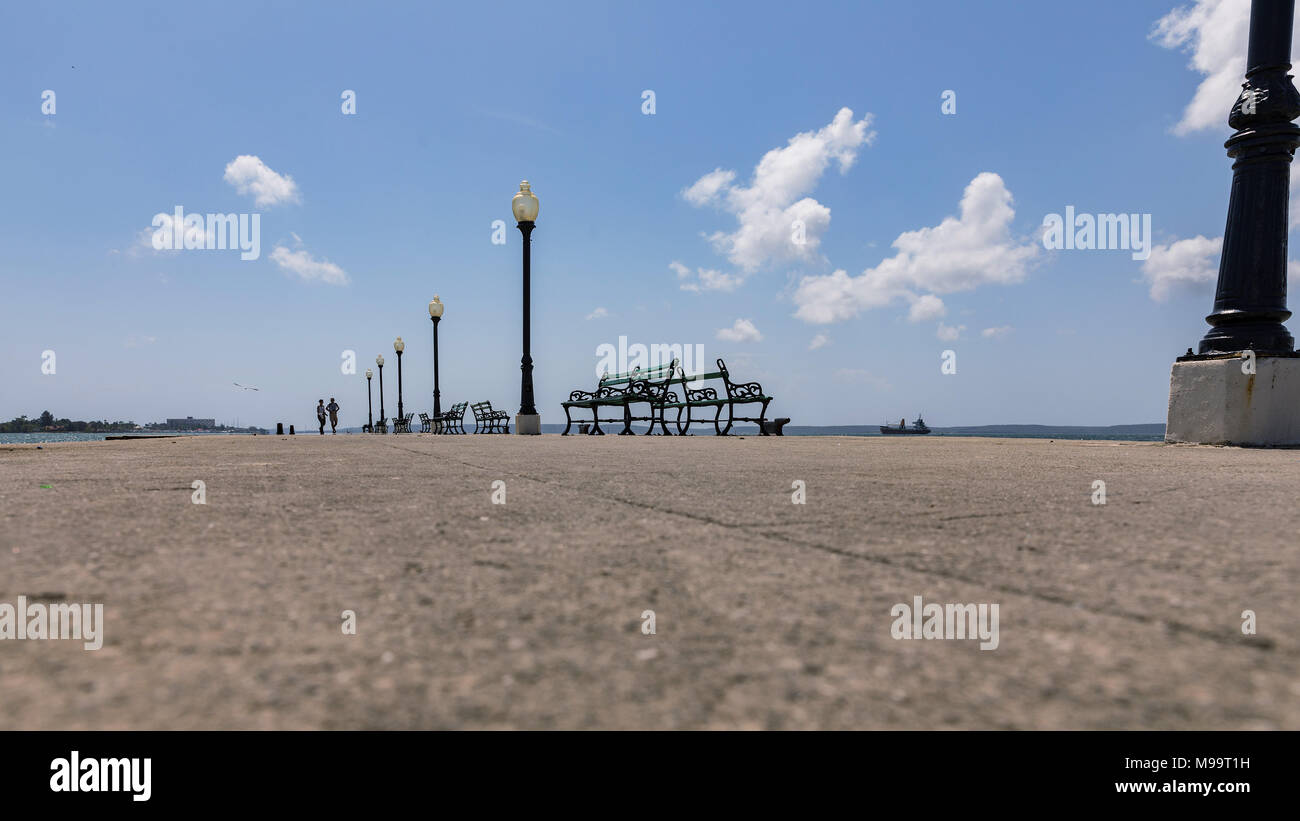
233,382 -> 260,391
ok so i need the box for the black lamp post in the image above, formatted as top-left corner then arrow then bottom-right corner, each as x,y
428,295 -> 444,420
365,367 -> 374,433
376,354 -> 386,430
1197,0 -> 1298,355
394,337 -> 406,429
512,181 -> 540,427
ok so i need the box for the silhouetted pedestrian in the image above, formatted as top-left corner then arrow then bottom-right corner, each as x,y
327,398 -> 340,434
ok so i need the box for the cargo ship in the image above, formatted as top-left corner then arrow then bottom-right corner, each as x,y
880,415 -> 931,435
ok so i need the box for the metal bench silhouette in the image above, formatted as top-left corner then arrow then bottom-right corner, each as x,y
470,401 -> 510,434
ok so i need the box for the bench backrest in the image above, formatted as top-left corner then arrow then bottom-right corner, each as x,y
672,359 -> 725,390
669,359 -> 763,399
470,401 -> 491,418
599,358 -> 680,388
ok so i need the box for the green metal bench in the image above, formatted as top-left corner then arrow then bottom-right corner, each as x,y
393,412 -> 415,434
657,358 -> 773,436
431,401 -> 468,434
471,401 -> 510,434
561,360 -> 678,435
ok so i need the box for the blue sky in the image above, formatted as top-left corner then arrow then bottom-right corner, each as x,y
0,0 -> 1281,428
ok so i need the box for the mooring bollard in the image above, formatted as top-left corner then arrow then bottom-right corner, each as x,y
289,425 -> 295,435
761,418 -> 791,436
277,423 -> 284,435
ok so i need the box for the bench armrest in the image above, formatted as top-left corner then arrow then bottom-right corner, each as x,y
726,380 -> 765,399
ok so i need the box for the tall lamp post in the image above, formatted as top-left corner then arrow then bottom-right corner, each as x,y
429,295 -> 444,420
394,337 -> 406,430
1198,0 -> 1298,355
1167,0 -> 1300,446
512,180 -> 541,434
376,354 -> 386,432
365,367 -> 374,433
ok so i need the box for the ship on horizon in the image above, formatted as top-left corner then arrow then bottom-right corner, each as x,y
880,415 -> 931,435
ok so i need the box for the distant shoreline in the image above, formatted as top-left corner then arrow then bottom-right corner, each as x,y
1,423 -> 1167,444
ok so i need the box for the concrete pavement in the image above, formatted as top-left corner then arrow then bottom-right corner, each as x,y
0,433 -> 1296,729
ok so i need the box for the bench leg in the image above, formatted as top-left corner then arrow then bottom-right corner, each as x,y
562,406 -> 574,435
619,404 -> 634,435
758,398 -> 772,435
716,403 -> 732,436
675,406 -> 690,436
590,408 -> 604,435
656,406 -> 672,436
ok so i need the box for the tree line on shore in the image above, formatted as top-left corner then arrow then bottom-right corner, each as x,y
1,411 -> 137,433
1,411 -> 266,434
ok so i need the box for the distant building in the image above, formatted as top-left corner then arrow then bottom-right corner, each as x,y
165,417 -> 216,430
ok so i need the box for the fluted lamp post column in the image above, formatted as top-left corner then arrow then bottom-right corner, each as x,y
1167,0 -> 1300,445
513,180 -> 542,435
429,295 -> 444,424
365,367 -> 374,433
376,354 -> 386,434
394,336 -> 406,431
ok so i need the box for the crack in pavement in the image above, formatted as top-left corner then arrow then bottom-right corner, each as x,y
378,441 -> 1281,655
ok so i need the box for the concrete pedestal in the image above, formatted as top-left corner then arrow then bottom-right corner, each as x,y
515,413 -> 541,435
1166,354 -> 1300,446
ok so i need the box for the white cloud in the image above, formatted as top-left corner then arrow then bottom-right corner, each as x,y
716,318 -> 763,343
682,169 -> 737,206
793,172 -> 1037,324
981,325 -> 1013,339
1153,3 -> 1300,227
1150,0 -> 1259,135
270,245 -> 349,285
671,261 -> 743,292
132,213 -> 213,256
937,323 -> 965,341
908,293 -> 947,322
1141,234 -> 1223,300
223,155 -> 301,207
686,269 -> 743,293
808,333 -> 830,350
682,108 -> 875,273
586,307 -> 609,320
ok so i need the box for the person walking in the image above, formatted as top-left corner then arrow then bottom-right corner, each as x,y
317,400 -> 327,435
327,398 -> 340,434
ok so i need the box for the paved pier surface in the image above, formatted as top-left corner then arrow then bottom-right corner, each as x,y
0,434 -> 1296,729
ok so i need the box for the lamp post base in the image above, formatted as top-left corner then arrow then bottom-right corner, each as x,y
515,413 -> 542,435
1166,353 -> 1300,445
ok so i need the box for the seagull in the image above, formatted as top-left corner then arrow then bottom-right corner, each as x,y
233,382 -> 260,391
